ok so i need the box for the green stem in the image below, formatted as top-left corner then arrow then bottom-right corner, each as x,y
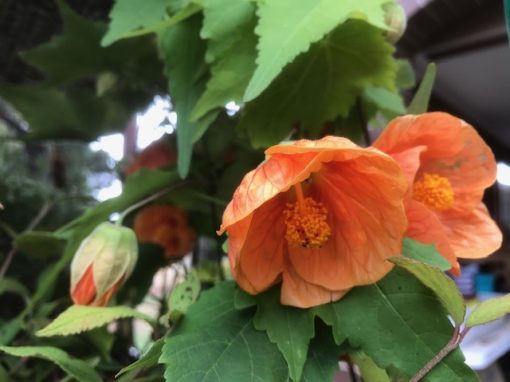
116,185 -> 177,225
0,201 -> 53,280
410,326 -> 469,382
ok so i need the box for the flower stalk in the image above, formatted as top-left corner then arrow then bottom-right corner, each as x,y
410,326 -> 471,382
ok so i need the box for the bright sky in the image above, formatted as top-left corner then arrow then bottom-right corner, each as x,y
497,162 -> 510,187
88,96 -> 243,202
89,96 -> 175,201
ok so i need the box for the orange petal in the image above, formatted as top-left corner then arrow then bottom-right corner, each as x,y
420,124 -> 496,214
218,151 -> 322,234
406,200 -> 459,275
374,112 -> 497,214
288,156 -> 407,290
220,136 -> 392,234
281,259 -> 347,308
266,135 -> 360,155
440,203 -> 502,259
389,146 -> 427,200
227,196 -> 286,294
71,265 -> 96,305
373,113 -> 465,161
93,276 -> 124,307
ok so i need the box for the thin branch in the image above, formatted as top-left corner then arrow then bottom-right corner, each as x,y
116,184 -> 182,225
410,326 -> 463,382
0,201 -> 53,280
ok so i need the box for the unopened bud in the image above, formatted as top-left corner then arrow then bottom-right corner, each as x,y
70,222 -> 138,306
384,2 -> 406,43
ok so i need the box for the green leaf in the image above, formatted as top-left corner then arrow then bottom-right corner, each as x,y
165,269 -> 201,326
390,256 -> 465,325
317,268 -> 476,381
363,86 -> 406,115
234,287 -> 257,310
351,352 -> 391,382
117,337 -> 165,377
200,0 -> 255,63
300,322 -> 341,382
36,305 -> 154,337
0,345 -> 101,382
466,294 -> 510,327
252,288 -> 315,381
244,0 -> 391,101
102,0 -> 200,46
22,0 -> 160,85
83,328 -> 115,360
0,318 -> 23,346
407,63 -> 436,114
0,364 -> 8,382
401,237 -> 451,271
15,231 -> 65,258
0,86 -> 130,140
160,17 -> 215,178
22,0 -> 108,83
240,20 -> 396,148
190,0 -> 257,120
395,59 -> 416,90
0,277 -> 30,300
160,282 -> 289,381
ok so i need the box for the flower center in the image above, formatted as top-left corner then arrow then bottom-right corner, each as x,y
283,183 -> 331,249
413,173 -> 454,211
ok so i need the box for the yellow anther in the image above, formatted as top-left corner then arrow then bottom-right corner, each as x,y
284,184 -> 331,249
413,173 -> 454,211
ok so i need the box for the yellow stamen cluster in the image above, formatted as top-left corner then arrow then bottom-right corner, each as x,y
284,196 -> 331,249
413,173 -> 454,211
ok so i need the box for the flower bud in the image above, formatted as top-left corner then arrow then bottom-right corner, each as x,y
383,2 -> 406,43
70,222 -> 138,306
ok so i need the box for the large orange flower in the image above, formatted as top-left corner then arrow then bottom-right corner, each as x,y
218,136 -> 408,308
373,112 -> 502,274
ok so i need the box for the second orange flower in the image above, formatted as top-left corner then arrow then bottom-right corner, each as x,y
373,112 -> 502,274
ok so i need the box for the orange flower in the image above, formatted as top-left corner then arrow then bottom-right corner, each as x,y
218,136 -> 408,308
134,205 -> 195,259
125,139 -> 175,175
373,112 -> 502,274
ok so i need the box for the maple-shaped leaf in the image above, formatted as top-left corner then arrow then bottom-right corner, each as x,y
160,16 -> 217,178
102,0 -> 200,46
315,268 -> 477,381
244,0 -> 392,101
22,0 -> 158,85
239,20 -> 396,148
191,0 -> 257,120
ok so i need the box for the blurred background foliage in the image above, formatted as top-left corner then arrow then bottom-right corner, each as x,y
0,0 -> 422,381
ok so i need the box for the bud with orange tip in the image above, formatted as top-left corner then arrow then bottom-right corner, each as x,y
70,222 -> 138,306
